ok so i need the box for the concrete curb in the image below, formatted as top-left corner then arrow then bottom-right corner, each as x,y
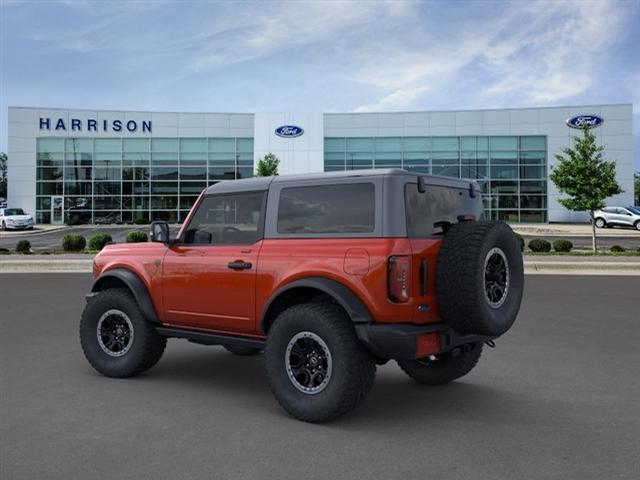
0,259 -> 93,273
524,261 -> 640,275
2,258 -> 639,275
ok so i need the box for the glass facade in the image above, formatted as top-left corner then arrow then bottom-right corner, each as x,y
36,137 -> 254,224
324,136 -> 547,222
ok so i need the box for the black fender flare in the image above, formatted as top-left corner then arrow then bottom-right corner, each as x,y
91,268 -> 159,323
260,277 -> 373,334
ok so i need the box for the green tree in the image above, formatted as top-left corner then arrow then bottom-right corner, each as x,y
549,126 -> 622,252
0,152 -> 7,198
255,152 -> 279,177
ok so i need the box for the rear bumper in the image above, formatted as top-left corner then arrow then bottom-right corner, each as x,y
355,322 -> 495,361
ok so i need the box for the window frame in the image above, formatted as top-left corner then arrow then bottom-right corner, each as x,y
178,190 -> 267,246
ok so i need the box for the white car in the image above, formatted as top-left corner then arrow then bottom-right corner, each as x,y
594,206 -> 640,230
0,208 -> 35,230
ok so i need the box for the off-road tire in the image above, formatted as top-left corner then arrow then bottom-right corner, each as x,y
80,288 -> 166,378
224,345 -> 262,356
397,343 -> 483,385
436,221 -> 524,336
265,303 -> 376,422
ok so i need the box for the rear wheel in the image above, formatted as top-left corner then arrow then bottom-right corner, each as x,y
224,345 -> 262,356
398,343 -> 483,385
595,218 -> 606,228
635,220 -> 640,231
80,288 -> 166,378
265,303 -> 376,422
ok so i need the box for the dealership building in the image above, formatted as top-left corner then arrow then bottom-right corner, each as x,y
6,104 -> 634,224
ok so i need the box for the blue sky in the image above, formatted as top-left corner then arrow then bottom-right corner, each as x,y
1,0 -> 639,168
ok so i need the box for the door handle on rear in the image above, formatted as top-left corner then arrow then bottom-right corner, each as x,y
228,260 -> 252,271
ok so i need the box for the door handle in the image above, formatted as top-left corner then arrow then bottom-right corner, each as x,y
228,260 -> 252,270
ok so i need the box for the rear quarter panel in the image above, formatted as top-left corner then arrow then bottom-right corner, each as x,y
256,238 -> 441,325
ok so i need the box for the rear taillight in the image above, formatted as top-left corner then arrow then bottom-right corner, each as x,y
388,256 -> 410,302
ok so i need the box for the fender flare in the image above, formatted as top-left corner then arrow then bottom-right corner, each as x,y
260,277 -> 373,333
91,268 -> 159,323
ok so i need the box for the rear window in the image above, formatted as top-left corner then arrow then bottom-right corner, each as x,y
405,183 -> 466,237
277,183 -> 375,234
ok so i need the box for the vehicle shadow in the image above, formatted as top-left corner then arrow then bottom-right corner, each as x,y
126,344 -> 527,428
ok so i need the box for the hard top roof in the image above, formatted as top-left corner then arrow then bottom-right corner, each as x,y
204,168 -> 474,195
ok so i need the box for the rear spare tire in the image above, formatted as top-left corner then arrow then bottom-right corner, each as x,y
436,221 -> 523,336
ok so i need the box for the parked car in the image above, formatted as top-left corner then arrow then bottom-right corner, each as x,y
0,208 -> 35,230
79,169 -> 524,422
593,206 -> 640,230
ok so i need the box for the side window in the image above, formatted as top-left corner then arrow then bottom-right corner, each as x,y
182,192 -> 265,245
277,183 -> 375,234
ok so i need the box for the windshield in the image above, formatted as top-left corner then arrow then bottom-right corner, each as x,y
626,206 -> 640,215
4,208 -> 25,216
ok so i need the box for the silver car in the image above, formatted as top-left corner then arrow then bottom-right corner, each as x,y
594,206 -> 640,230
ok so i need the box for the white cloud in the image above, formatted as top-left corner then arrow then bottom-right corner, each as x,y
350,0 -> 630,111
191,2 -> 411,71
354,85 -> 430,112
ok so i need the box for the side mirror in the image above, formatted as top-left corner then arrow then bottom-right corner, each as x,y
150,221 -> 171,244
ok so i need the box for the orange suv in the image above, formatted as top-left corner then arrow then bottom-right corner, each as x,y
80,169 -> 523,422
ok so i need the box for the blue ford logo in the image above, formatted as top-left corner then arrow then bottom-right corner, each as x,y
275,125 -> 304,138
566,114 -> 603,129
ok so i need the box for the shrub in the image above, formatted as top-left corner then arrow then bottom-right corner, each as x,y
88,233 -> 113,251
552,239 -> 573,253
514,232 -> 524,252
610,245 -> 625,253
66,216 -> 83,226
528,238 -> 551,253
126,230 -> 148,243
62,233 -> 86,252
134,216 -> 149,225
15,240 -> 32,254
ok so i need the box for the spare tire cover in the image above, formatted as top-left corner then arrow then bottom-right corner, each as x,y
436,221 -> 524,336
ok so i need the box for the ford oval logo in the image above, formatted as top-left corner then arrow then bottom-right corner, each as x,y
275,125 -> 304,138
566,114 -> 603,129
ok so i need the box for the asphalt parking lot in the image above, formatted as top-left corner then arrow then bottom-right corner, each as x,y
1,274 -> 639,480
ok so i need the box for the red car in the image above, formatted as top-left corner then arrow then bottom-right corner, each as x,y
80,169 -> 523,422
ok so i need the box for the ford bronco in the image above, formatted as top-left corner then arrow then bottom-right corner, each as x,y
80,169 -> 523,422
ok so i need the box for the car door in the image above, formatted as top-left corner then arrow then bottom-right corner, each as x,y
162,191 -> 266,334
610,208 -> 628,226
618,208 -> 634,227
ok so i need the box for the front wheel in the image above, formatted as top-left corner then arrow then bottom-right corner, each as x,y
265,303 -> 376,422
397,343 -> 483,385
80,288 -> 166,378
1,221 -> 5,231
595,218 -> 606,228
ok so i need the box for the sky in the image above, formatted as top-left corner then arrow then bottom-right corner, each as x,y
1,0 -> 639,168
